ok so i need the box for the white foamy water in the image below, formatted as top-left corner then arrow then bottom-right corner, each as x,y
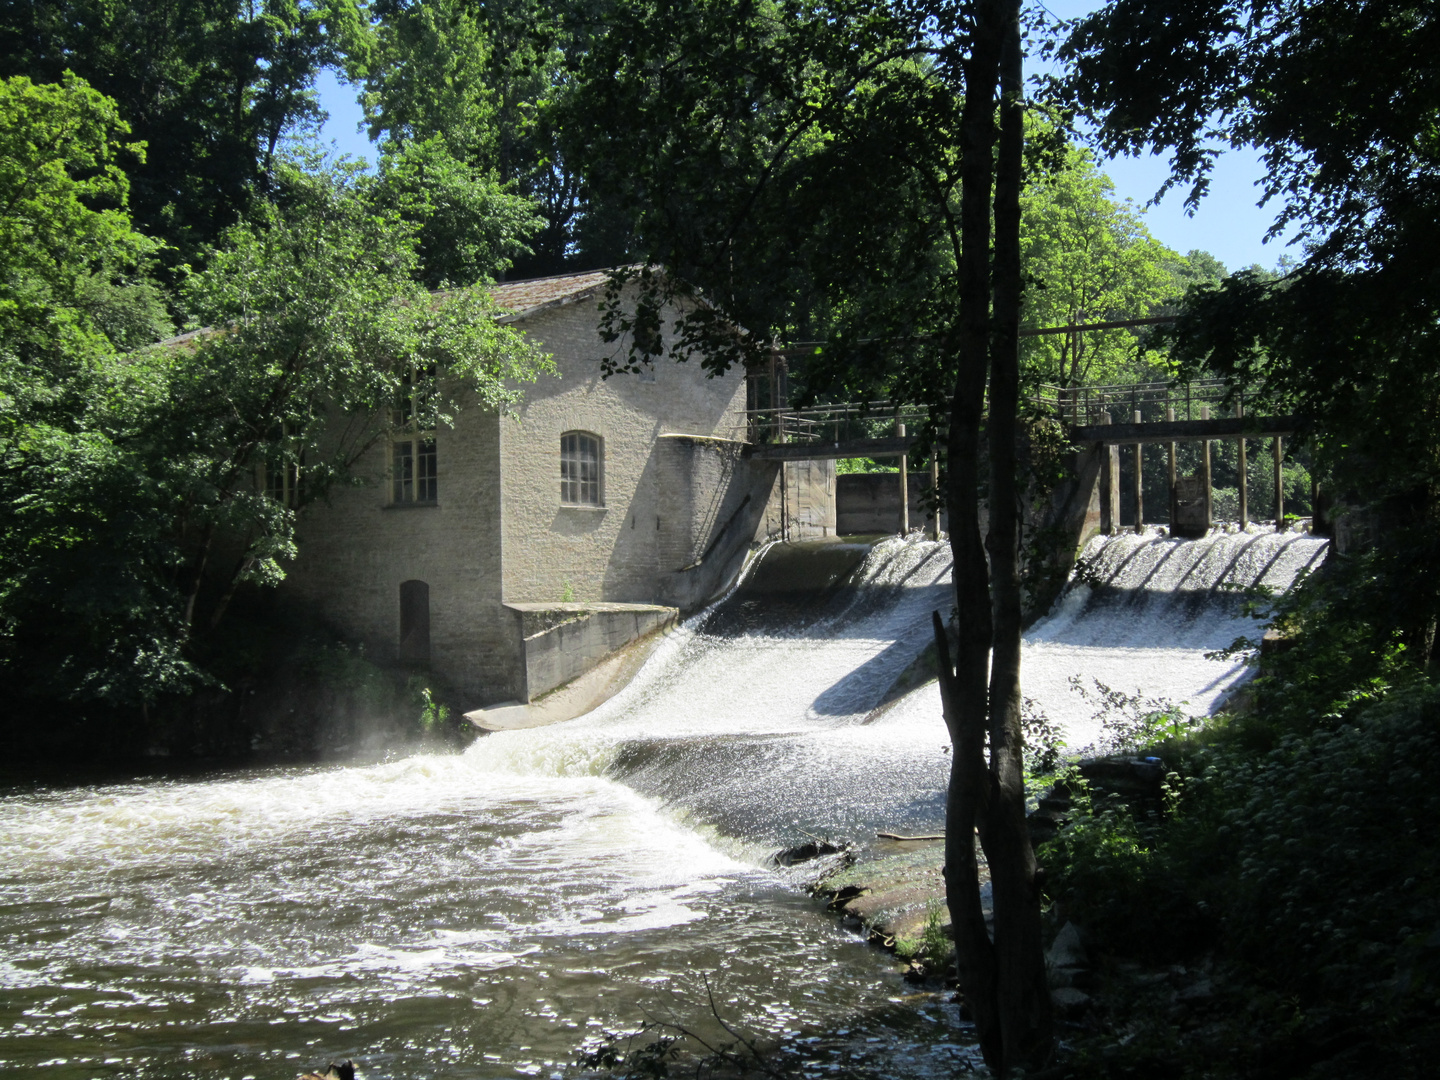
0,531 -> 1324,1078
878,527 -> 1330,750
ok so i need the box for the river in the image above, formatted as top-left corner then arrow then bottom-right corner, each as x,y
0,530 -> 1327,1079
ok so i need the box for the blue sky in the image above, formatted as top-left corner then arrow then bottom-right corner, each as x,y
313,1 -> 1296,275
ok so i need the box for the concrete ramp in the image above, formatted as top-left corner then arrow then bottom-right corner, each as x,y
737,538 -> 873,595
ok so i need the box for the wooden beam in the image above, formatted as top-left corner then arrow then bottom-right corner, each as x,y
1133,409 -> 1143,533
1202,404 -> 1213,531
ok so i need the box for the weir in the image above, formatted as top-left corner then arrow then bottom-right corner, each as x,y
0,531 -> 1327,1078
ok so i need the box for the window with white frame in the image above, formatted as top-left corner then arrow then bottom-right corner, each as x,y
392,365 -> 438,504
560,431 -> 602,506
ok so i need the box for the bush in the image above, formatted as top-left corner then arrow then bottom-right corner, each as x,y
1220,684 -> 1440,1018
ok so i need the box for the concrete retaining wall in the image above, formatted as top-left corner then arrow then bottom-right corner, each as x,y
507,602 -> 677,701
836,472 -> 947,535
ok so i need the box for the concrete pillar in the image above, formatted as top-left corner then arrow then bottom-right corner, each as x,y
1133,409 -> 1144,533
1166,406 -> 1177,531
1274,436 -> 1285,531
897,421 -> 909,535
1100,413 -> 1118,535
1236,400 -> 1248,528
1201,404 -> 1213,531
929,446 -> 941,541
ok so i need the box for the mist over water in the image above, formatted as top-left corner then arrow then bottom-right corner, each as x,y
0,531 -> 1325,1078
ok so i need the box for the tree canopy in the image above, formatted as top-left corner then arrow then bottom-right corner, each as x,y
0,0 -> 369,262
1063,0 -> 1440,670
0,74 -> 551,715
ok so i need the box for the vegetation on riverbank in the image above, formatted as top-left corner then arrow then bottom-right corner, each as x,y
1033,560 -> 1440,1079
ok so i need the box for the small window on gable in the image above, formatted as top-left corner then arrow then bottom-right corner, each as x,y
392,365 -> 437,504
561,431 -> 602,506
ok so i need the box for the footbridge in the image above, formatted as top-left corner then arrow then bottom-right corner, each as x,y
745,377 -> 1302,538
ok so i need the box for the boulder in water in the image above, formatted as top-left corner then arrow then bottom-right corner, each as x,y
299,1062 -> 354,1080
772,840 -> 847,866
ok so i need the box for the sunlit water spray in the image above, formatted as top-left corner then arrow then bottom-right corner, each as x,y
0,531 -> 1325,1078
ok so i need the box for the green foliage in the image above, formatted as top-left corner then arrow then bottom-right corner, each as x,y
1063,0 -> 1440,672
359,0 -> 502,162
1219,685 -> 1440,1015
359,0 -> 599,274
0,73 -> 169,378
0,0 -> 369,262
1041,780 -> 1161,942
558,0 -> 971,402
1039,676 -> 1440,1076
1,143 -> 552,712
1240,556 -> 1414,738
369,136 -> 544,288
1066,677 -> 1196,756
1019,143 -> 1182,387
893,900 -> 953,973
415,684 -> 451,732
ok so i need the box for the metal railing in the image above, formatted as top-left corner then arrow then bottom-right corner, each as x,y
745,401 -> 934,447
743,380 -> 1258,448
1033,379 -> 1242,426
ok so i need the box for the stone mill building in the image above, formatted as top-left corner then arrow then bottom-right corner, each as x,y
282,270 -> 837,713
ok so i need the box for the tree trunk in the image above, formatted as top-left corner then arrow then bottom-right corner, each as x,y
945,0 -> 1006,1065
940,0 -> 1054,1073
982,4 -> 1055,1070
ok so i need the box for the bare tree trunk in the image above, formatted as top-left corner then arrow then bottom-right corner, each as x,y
946,0 -> 1006,1064
983,4 -> 1055,1070
941,1 -> 1054,1073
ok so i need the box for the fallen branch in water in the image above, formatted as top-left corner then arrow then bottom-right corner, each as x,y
877,831 -> 945,841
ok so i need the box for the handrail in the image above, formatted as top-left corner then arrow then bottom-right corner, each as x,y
742,378 -> 1265,447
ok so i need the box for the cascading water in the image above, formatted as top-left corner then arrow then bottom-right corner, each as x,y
1021,526 -> 1330,746
0,529 -> 1326,1079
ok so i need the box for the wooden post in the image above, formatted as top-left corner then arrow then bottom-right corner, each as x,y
1167,406 -> 1177,531
1274,436 -> 1285,531
1237,400 -> 1248,528
1100,413 -> 1118,535
898,421 -> 909,535
1201,404 -> 1213,532
1133,409 -> 1144,533
930,446 -> 941,541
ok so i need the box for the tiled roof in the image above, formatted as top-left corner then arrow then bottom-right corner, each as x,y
488,269 -> 616,320
150,269 -> 624,350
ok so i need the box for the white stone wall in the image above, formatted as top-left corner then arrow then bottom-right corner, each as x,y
284,286 -> 750,706
283,391 -> 523,701
499,296 -> 749,605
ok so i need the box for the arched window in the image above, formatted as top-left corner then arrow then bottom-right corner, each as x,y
398,580 -> 430,665
560,431 -> 602,506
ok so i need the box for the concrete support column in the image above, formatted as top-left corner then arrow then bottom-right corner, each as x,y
929,446 -> 941,541
897,421 -> 909,535
1201,404 -> 1213,531
1274,436 -> 1285,531
1166,406 -> 1178,530
1100,413 -> 1118,535
1133,408 -> 1144,533
1236,400 -> 1248,528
